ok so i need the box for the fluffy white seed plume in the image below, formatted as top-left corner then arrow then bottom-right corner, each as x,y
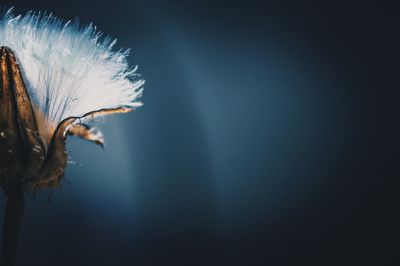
0,8 -> 144,142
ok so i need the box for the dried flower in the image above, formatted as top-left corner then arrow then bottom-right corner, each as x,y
0,9 -> 144,191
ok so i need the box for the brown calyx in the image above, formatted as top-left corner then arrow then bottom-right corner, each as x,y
0,46 -> 132,191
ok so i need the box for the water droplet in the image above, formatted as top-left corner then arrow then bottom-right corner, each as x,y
71,95 -> 79,102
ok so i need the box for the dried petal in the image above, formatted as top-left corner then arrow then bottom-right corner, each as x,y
0,46 -> 45,188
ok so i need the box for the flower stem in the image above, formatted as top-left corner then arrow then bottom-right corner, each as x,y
1,183 -> 24,266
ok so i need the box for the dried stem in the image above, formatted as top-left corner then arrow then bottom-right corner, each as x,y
1,183 -> 25,266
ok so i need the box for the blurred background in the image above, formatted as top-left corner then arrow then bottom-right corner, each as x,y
0,1 -> 394,265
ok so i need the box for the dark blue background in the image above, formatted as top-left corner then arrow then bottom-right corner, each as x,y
0,1 -> 393,265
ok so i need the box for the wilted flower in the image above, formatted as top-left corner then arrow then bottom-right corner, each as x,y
0,9 -> 144,191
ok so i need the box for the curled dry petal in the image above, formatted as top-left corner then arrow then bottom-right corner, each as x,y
0,9 -> 143,192
0,46 -> 138,191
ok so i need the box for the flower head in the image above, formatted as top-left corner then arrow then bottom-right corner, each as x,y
0,9 -> 143,191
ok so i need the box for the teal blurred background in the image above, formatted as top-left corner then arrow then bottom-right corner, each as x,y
0,1 -> 393,265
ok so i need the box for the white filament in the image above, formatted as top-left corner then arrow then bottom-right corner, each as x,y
0,8 -> 144,129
